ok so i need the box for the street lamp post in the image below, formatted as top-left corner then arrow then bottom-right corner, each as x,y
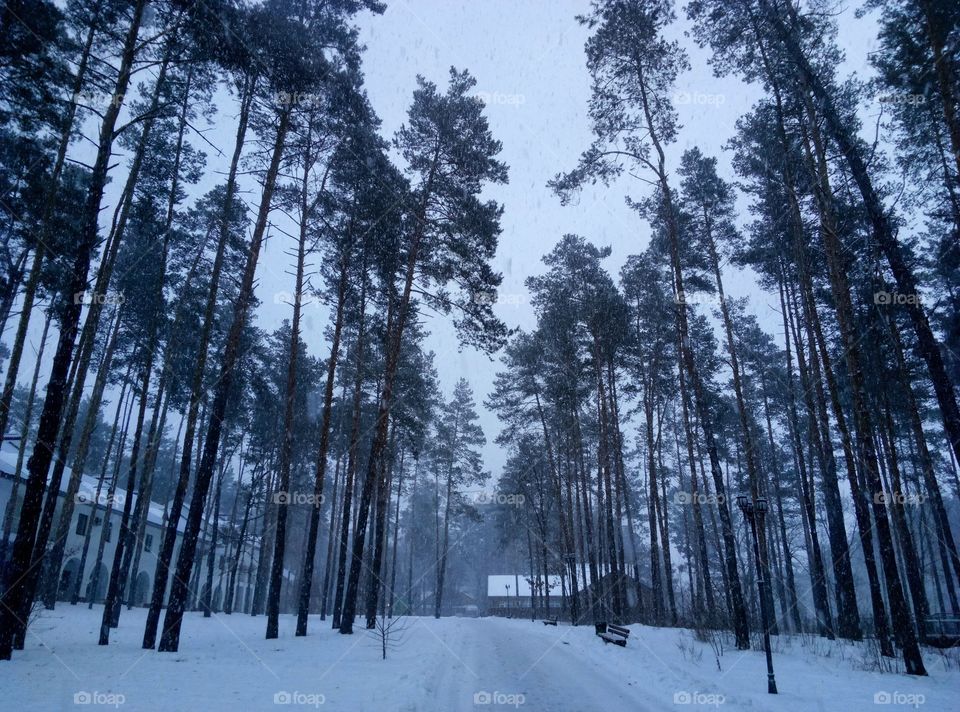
737,494 -> 778,695
505,584 -> 510,618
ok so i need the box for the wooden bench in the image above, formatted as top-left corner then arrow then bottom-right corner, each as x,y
595,622 -> 629,647
542,617 -> 558,626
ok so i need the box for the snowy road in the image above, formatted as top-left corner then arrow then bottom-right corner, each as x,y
2,607 -> 955,711
419,616 -> 656,712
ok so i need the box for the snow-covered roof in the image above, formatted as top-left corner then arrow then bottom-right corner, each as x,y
0,442 -> 176,532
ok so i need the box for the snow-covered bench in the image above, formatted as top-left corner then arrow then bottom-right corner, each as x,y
595,622 -> 629,647
542,617 -> 558,626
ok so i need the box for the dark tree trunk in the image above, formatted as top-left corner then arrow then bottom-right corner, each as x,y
332,273 -> 369,631
763,0 -> 960,476
295,221 -> 350,636
157,105 -> 292,653
0,0 -> 148,659
141,75 -> 255,650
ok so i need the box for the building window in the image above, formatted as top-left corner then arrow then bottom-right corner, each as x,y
144,534 -> 153,553
76,513 -> 88,536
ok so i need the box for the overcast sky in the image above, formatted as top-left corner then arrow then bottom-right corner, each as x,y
326,0 -> 877,478
11,0 -> 882,484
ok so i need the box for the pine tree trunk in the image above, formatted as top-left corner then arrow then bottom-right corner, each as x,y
0,310 -> 52,567
225,470 -> 253,615
339,150 -> 443,634
760,379 -> 802,632
387,449 -> 405,618
435,423 -> 455,620
141,75 -> 255,649
295,250 -> 349,634
100,355 -> 155,642
676,359 -> 714,621
266,144 -> 311,639
0,0 -> 148,659
877,394 -> 929,638
0,0 -> 101,445
764,0 -> 960,473
783,278 -> 838,638
157,104 -> 292,653
331,275 -> 369,630
252,464 -> 278,616
202,465 -> 226,617
366,421 -> 396,628
38,47 -> 177,620
703,214 -> 779,633
71,368 -> 131,605
797,96 -> 926,674
320,449 -> 344,621
89,373 -> 137,610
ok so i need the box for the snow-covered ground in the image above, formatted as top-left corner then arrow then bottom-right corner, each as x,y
1,606 -> 955,711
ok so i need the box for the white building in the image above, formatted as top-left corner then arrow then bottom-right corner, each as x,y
0,443 -> 257,611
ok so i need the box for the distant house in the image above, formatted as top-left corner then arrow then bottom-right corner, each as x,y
417,586 -> 481,617
486,571 -> 652,622
486,574 -> 565,612
0,443 -> 257,611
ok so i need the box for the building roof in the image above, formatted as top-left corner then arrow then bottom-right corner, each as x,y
0,441 -> 177,532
